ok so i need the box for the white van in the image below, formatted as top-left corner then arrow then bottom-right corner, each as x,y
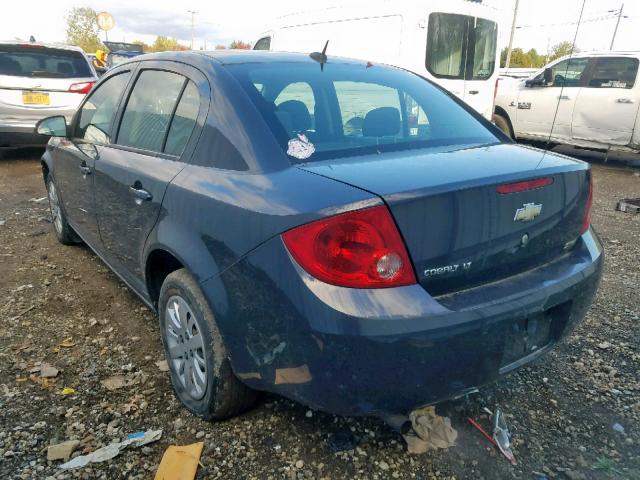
493,52 -> 640,153
253,0 -> 500,119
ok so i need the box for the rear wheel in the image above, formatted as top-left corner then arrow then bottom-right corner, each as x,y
45,174 -> 81,245
492,113 -> 514,139
158,268 -> 257,420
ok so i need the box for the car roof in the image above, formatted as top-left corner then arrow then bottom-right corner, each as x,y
114,49 -> 371,68
0,40 -> 86,53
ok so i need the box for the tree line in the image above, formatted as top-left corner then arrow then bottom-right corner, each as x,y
500,41 -> 577,69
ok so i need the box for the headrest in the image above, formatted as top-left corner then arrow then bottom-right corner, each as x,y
277,100 -> 312,132
363,107 -> 400,137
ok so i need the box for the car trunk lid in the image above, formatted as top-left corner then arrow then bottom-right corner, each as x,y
298,143 -> 591,296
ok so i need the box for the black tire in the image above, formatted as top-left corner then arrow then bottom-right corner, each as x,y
45,173 -> 81,245
492,113 -> 514,139
158,268 -> 257,420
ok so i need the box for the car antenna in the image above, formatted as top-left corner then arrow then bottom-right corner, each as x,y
309,40 -> 329,71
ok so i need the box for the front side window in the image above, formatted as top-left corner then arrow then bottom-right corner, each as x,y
75,71 -> 131,144
426,13 -> 497,80
335,81 -> 400,136
587,57 -> 638,89
117,70 -> 186,152
229,62 -> 498,162
253,37 -> 271,51
539,58 -> 590,87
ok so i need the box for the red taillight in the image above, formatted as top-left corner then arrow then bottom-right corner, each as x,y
496,177 -> 554,194
581,174 -> 593,234
282,205 -> 416,288
68,81 -> 95,94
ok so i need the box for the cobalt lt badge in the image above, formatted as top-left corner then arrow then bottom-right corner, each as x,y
514,202 -> 542,222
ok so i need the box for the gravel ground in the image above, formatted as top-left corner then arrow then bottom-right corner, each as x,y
0,148 -> 638,480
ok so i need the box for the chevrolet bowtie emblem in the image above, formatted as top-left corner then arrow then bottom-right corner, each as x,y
514,202 -> 542,222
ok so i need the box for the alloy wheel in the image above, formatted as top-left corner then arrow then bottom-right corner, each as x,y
164,295 -> 208,400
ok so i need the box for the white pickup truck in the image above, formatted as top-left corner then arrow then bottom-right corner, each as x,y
493,51 -> 640,153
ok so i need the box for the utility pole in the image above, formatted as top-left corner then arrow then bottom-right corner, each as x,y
188,10 -> 198,50
505,0 -> 520,69
610,3 -> 624,50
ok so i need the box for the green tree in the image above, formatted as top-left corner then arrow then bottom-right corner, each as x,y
549,41 -> 578,62
150,36 -> 187,52
132,40 -> 151,53
66,6 -> 103,52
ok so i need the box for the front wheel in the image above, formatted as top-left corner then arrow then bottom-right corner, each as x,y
158,268 -> 258,420
45,174 -> 81,245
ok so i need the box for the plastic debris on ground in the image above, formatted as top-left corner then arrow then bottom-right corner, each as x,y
59,429 -> 162,469
47,440 -> 80,461
154,442 -> 204,480
402,406 -> 457,454
467,407 -> 517,465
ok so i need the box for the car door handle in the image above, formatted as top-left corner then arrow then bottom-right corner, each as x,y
468,90 -> 479,95
617,98 -> 634,104
557,95 -> 570,100
129,184 -> 153,202
79,163 -> 92,175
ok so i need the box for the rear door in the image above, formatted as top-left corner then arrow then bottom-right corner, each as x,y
571,56 -> 640,146
0,44 -> 95,124
514,57 -> 590,141
94,61 -> 207,287
54,69 -> 132,247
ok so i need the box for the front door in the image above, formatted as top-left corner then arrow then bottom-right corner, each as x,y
94,64 -> 203,286
53,70 -> 132,247
514,57 -> 590,142
572,56 -> 640,146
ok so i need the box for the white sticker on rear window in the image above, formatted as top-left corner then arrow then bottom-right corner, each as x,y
287,133 -> 315,160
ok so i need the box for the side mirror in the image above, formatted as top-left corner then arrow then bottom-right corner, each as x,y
524,77 -> 545,88
36,116 -> 68,137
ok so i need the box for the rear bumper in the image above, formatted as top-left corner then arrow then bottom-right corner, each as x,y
205,228 -> 603,416
0,111 -> 74,146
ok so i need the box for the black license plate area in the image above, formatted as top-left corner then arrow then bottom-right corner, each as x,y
501,314 -> 552,367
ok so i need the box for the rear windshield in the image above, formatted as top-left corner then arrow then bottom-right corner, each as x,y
0,45 -> 92,78
227,61 -> 499,163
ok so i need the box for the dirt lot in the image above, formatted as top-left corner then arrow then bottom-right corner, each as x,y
0,148 -> 638,480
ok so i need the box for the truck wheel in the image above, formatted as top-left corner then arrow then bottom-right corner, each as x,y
158,268 -> 258,420
492,114 -> 514,139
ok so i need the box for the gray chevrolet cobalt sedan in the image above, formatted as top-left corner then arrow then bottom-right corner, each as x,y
36,50 -> 602,420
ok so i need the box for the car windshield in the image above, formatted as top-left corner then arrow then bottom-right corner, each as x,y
0,45 -> 92,78
227,61 -> 499,163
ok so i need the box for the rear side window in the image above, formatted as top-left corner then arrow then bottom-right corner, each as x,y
76,71 -> 131,143
0,45 -> 92,78
586,57 -> 638,89
117,70 -> 186,153
164,81 -> 200,156
426,13 -> 497,81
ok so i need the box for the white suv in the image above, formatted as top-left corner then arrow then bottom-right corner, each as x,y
0,41 -> 96,147
493,52 -> 640,153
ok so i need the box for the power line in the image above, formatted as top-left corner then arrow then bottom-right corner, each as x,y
516,13 -> 618,29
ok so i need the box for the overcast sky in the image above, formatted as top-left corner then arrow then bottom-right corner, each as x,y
1,0 -> 638,54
